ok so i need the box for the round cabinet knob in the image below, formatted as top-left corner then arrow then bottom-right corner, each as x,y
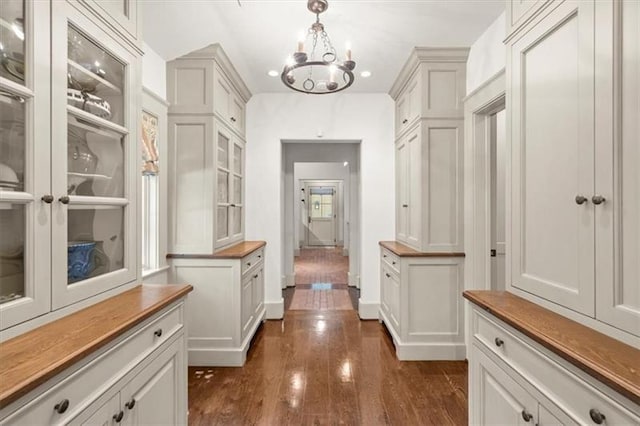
247,262 -> 251,267
392,261 -> 396,265
589,408 -> 606,424
154,328 -> 163,337
59,195 -> 70,205
521,410 -> 533,422
125,398 -> 136,410
41,195 -> 54,204
54,399 -> 70,414
385,273 -> 391,278
592,195 -> 606,205
113,410 -> 124,423
494,337 -> 504,347
575,195 -> 588,205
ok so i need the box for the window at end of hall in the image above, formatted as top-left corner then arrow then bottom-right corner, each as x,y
141,110 -> 159,272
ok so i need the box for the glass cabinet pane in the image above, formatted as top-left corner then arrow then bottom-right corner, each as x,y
217,132 -> 228,169
0,0 -> 26,85
218,170 -> 228,203
217,206 -> 228,239
67,25 -> 124,125
232,206 -> 242,235
0,91 -> 25,192
233,143 -> 242,174
233,176 -> 242,204
0,203 -> 25,304
68,116 -> 124,197
67,207 -> 124,284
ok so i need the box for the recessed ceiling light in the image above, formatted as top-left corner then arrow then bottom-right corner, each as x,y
360,71 -> 372,78
268,70 -> 279,77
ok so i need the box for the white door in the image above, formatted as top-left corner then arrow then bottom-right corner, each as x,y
306,185 -> 336,246
509,0 -> 595,315
491,110 -> 507,291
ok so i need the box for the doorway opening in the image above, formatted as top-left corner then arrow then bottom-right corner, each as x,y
489,109 -> 507,291
281,142 -> 361,312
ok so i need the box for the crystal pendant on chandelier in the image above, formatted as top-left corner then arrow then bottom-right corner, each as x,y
281,0 -> 356,94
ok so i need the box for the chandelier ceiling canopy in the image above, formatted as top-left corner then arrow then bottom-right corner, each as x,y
281,0 -> 356,94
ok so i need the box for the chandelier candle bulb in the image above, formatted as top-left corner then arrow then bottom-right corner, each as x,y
346,42 -> 352,60
297,32 -> 305,52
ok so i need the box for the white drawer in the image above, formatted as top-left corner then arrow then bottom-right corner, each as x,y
381,248 -> 400,275
2,304 -> 183,425
472,308 -> 640,425
241,248 -> 264,275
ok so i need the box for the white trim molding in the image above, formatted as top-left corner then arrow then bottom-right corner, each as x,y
265,299 -> 284,320
357,300 -> 379,320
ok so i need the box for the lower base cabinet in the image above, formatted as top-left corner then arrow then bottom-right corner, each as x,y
378,243 -> 466,360
468,305 -> 640,425
0,294 -> 189,426
169,244 -> 266,366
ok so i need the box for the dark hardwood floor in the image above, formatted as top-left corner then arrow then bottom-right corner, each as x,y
187,310 -> 468,425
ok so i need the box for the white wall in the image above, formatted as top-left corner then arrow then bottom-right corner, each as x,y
142,42 -> 167,101
466,12 -> 506,95
246,93 -> 395,319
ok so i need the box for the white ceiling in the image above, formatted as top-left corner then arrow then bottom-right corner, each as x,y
142,1 -> 504,94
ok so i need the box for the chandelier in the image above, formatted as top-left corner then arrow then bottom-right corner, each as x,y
281,0 -> 356,94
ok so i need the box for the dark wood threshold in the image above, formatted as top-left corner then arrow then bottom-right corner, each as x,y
463,290 -> 640,406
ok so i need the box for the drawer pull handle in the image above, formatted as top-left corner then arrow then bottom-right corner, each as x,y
231,117 -> 237,122
402,204 -> 408,208
402,119 -> 408,124
521,410 -> 533,422
383,254 -> 387,258
392,261 -> 396,265
247,262 -> 251,267
125,398 -> 136,410
254,274 -> 259,279
589,409 -> 606,424
258,255 -> 262,258
54,399 -> 69,414
385,273 -> 391,278
113,410 -> 124,423
494,337 -> 504,347
154,328 -> 163,337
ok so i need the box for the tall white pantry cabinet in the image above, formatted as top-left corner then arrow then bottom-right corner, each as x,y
468,0 -> 640,424
166,45 -> 265,367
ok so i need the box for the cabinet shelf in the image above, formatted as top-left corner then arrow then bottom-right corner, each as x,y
67,105 -> 128,135
67,59 -> 122,95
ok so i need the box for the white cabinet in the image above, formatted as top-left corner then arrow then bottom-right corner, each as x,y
468,303 -> 640,426
378,243 -> 465,360
169,243 -> 266,366
0,0 -> 141,332
80,0 -> 141,47
507,0 -> 640,337
0,291 -> 189,426
167,44 -> 250,253
390,48 -> 467,253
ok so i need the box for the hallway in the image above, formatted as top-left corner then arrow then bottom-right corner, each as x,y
187,247 -> 468,425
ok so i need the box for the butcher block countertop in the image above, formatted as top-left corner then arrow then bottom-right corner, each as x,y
379,241 -> 465,258
464,290 -> 640,406
167,240 -> 266,260
0,284 -> 193,409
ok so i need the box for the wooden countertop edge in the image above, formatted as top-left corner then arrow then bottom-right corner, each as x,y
463,290 -> 640,406
0,284 -> 193,409
379,241 -> 465,258
167,240 -> 266,259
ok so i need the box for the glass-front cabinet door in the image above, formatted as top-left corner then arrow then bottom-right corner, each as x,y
0,0 -> 51,329
214,122 -> 244,248
50,3 -> 138,309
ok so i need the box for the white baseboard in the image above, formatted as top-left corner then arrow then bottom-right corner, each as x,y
379,310 -> 466,360
285,274 -> 295,287
358,300 -> 379,320
188,310 -> 265,367
348,272 -> 360,288
294,248 -> 300,257
265,299 -> 284,319
342,247 -> 349,256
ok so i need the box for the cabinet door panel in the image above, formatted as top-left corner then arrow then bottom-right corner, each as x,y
395,139 -> 409,242
241,274 -> 253,339
0,0 -> 51,329
407,130 -> 421,248
595,0 -> 640,337
510,1 -> 595,315
252,267 -> 264,316
471,347 -> 538,425
76,393 -> 120,426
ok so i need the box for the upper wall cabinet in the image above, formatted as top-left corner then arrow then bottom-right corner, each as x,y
507,0 -> 640,338
167,44 -> 250,138
0,0 -> 142,332
79,0 -> 141,48
505,0 -> 548,38
390,48 -> 467,139
167,44 -> 251,254
390,48 -> 468,253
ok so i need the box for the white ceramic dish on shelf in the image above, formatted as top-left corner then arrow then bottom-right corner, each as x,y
67,88 -> 111,120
